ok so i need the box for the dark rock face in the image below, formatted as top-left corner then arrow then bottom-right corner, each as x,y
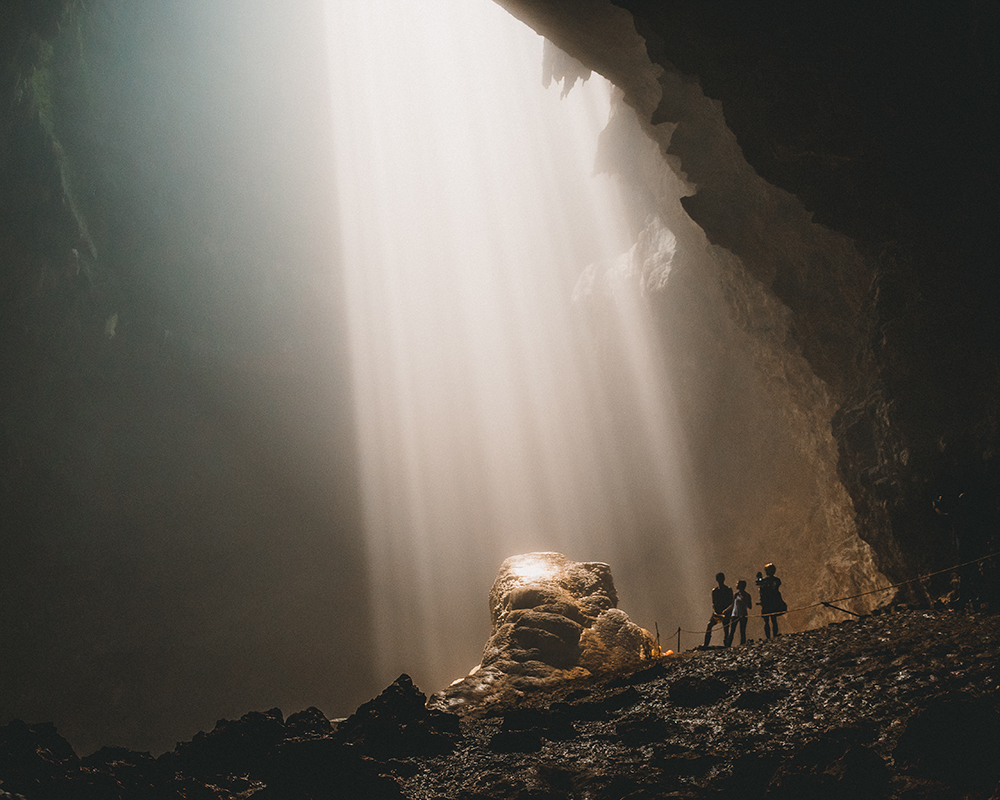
164,708 -> 285,781
336,674 -> 460,761
257,738 -> 406,800
0,719 -> 79,797
430,553 -> 658,714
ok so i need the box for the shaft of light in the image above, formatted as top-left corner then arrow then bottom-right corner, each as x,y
325,0 -> 701,693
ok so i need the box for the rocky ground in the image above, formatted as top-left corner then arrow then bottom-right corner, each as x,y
3,608 -> 999,800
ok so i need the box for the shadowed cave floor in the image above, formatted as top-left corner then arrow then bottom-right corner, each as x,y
405,608 -> 1000,800
2,608 -> 999,799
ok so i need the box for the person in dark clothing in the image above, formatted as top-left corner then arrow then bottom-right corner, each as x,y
756,563 -> 783,638
935,488 -> 991,608
704,572 -> 734,647
725,580 -> 753,646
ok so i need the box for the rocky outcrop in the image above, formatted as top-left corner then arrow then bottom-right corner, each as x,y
430,553 -> 658,713
0,676 -> 458,799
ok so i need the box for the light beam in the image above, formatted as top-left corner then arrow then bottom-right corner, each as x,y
324,0 -> 702,693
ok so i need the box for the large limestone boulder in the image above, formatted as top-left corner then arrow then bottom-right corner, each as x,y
429,553 -> 657,713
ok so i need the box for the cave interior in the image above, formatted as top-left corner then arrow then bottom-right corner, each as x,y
1,0 -> 998,757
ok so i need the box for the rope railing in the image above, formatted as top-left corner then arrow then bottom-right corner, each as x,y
663,550 -> 1000,653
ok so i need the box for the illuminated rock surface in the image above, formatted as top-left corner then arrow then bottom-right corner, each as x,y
429,553 -> 658,714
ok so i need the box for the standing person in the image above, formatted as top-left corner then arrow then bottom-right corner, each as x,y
704,573 -> 734,647
725,580 -> 753,646
756,563 -> 784,639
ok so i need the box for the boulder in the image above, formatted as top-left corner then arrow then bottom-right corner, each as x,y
335,674 -> 460,761
429,553 -> 658,713
0,719 -> 79,796
164,707 -> 285,780
283,706 -> 335,740
893,695 -> 1000,789
667,675 -> 730,707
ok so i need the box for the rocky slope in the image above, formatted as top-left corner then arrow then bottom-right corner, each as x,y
2,608 -> 998,799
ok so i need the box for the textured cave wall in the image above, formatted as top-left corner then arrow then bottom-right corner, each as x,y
556,40 -> 885,621
497,0 -> 1000,597
616,0 -> 1000,594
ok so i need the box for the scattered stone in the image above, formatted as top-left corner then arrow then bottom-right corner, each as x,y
488,729 -> 543,754
652,750 -> 721,777
766,737 -> 890,800
550,685 -> 642,723
733,687 -> 790,709
500,707 -> 576,741
616,712 -> 679,746
714,752 -> 783,800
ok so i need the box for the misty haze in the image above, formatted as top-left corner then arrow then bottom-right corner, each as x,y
2,0 -> 896,758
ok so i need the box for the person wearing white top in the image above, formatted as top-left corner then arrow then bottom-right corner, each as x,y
725,580 -> 753,646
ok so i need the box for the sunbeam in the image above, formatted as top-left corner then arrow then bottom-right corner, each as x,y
325,0 -> 702,694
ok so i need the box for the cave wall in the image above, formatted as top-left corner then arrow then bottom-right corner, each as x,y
1,0 -> 376,755
498,0 -> 1000,593
558,38 -> 885,621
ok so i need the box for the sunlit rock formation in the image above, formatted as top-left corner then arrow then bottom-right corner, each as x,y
430,553 -> 657,713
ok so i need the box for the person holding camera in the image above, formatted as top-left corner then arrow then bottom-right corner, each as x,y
756,563 -> 785,639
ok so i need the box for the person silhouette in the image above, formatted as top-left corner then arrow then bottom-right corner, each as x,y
725,580 -> 752,646
756,563 -> 784,639
704,572 -> 734,647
